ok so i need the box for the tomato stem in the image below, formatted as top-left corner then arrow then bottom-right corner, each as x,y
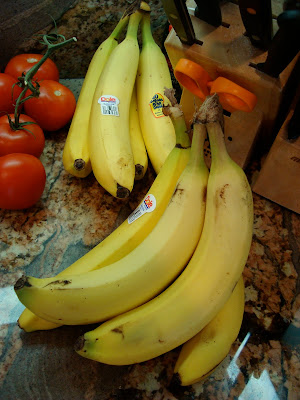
12,31 -> 77,130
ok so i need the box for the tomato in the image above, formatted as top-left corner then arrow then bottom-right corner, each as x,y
0,153 -> 46,210
4,54 -> 59,82
24,80 -> 76,131
0,114 -> 45,158
0,73 -> 22,116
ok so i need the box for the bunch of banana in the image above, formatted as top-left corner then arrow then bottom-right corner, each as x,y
15,102 -> 207,325
70,94 -> 253,367
88,9 -> 142,198
14,94 -> 253,387
63,1 -> 176,198
17,92 -> 191,332
62,11 -> 129,179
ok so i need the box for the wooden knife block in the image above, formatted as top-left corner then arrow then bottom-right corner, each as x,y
252,107 -> 300,214
180,88 -> 263,169
164,1 -> 299,151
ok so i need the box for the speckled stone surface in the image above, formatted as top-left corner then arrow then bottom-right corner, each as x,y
1,1 -> 300,399
14,0 -> 169,79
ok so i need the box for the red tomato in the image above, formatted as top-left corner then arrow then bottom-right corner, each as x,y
0,114 -> 45,158
0,73 -> 22,116
24,80 -> 76,131
4,54 -> 59,82
0,153 -> 46,210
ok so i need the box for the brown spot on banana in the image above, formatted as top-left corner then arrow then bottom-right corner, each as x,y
44,279 -> 72,287
112,326 -> 124,339
219,183 -> 229,201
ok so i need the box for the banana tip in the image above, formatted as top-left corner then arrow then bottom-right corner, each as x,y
74,158 -> 86,171
140,1 -> 151,12
14,275 -> 30,291
116,184 -> 131,199
135,164 -> 144,180
74,335 -> 86,353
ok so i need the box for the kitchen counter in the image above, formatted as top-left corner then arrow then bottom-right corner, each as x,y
0,95 -> 299,399
1,0 -> 300,398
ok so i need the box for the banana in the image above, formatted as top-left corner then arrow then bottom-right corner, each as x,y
74,94 -> 253,365
62,13 -> 129,178
174,276 -> 245,386
136,11 -> 176,174
88,10 -> 142,198
14,108 -> 207,325
129,83 -> 148,180
17,100 -> 191,332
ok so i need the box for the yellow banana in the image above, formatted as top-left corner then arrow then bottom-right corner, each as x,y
88,10 -> 142,198
17,100 -> 191,332
136,11 -> 176,174
14,106 -> 207,325
174,276 -> 245,386
62,13 -> 129,178
74,94 -> 253,365
129,83 -> 148,180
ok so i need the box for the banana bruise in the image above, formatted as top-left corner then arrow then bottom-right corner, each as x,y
62,14 -> 129,178
17,104 -> 191,332
14,109 -> 206,326
129,83 -> 148,180
73,95 -> 253,365
174,276 -> 245,386
89,10 -> 142,198
136,12 -> 176,174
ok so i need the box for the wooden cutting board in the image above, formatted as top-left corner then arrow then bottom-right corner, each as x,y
252,107 -> 300,214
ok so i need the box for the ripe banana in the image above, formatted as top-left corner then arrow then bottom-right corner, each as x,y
129,83 -> 148,180
74,94 -> 253,365
136,11 -> 176,174
62,13 -> 129,178
17,100 -> 191,332
14,108 -> 207,325
88,10 -> 142,198
174,276 -> 245,386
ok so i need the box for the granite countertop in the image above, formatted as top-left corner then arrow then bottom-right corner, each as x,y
1,1 -> 300,399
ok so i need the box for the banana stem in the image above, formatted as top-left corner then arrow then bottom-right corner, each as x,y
126,10 -> 142,39
110,15 -> 129,40
165,105 -> 191,148
190,123 -> 207,168
195,93 -> 230,167
206,121 -> 231,167
141,12 -> 154,45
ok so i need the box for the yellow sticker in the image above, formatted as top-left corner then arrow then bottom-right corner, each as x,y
149,93 -> 165,118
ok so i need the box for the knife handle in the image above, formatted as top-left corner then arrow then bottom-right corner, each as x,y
194,0 -> 222,27
238,0 -> 273,49
161,0 -> 201,45
256,10 -> 300,78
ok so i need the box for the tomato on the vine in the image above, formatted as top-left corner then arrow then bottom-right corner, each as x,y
0,153 -> 46,210
0,114 -> 45,158
0,73 -> 22,116
4,54 -> 59,82
24,80 -> 76,131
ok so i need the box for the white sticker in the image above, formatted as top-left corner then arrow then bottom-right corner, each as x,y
128,194 -> 157,224
98,95 -> 120,116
